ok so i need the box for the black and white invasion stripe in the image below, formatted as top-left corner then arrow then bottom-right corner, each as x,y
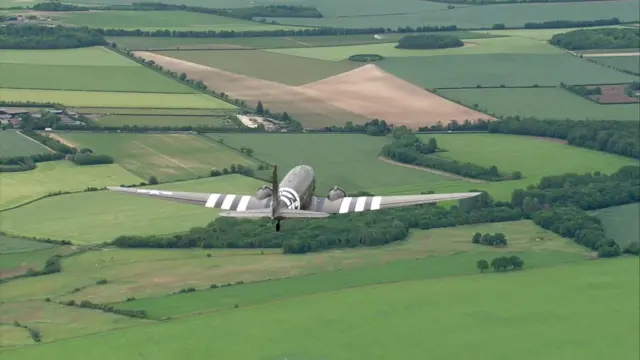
338,196 -> 382,213
204,193 -> 254,211
278,187 -> 300,210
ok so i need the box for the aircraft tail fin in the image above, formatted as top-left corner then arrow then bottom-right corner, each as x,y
219,209 -> 330,219
271,164 -> 279,217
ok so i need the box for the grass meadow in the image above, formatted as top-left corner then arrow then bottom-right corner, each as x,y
589,203 -> 640,247
57,133 -> 259,182
0,131 -> 53,157
3,258 -> 637,360
95,114 -> 238,128
71,107 -> 226,115
0,220 -> 587,304
0,47 -> 195,93
0,175 -> 262,245
52,10 -> 309,31
438,87 -> 640,121
416,133 -> 639,199
0,161 -> 142,211
0,237 -> 74,279
0,89 -> 235,109
107,31 -> 498,50
588,56 -> 640,74
211,133 -> 459,195
379,54 -> 638,89
268,0 -> 640,28
151,49 -> 360,86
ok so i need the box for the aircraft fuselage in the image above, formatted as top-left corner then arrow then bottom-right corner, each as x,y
277,165 -> 316,211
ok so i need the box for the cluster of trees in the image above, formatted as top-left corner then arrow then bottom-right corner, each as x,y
432,0 -> 609,4
25,255 -> 62,277
472,232 -> 507,247
312,119 -> 392,136
61,299 -> 148,319
0,24 -> 107,49
21,130 -> 75,154
550,27 -> 639,50
381,126 -> 519,181
32,2 -> 88,11
210,163 -> 256,178
418,119 -> 490,132
524,17 -> 621,30
348,54 -> 384,62
70,153 -> 114,166
395,34 -> 464,49
12,321 -> 41,343
98,25 -> 458,39
488,117 -> 639,159
0,152 -> 65,172
563,84 -> 602,97
627,81 -> 640,97
476,256 -> 524,273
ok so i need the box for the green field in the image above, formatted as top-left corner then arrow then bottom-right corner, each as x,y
51,10 -> 309,31
0,175 -> 262,245
589,203 -> 640,247
0,47 -> 195,93
0,241 -> 74,279
0,89 -> 235,109
379,54 -> 638,88
0,131 -> 52,157
0,220 -> 587,303
0,161 -> 142,211
211,133 -> 458,195
588,55 -> 640,74
95,114 -> 238,128
151,49 -> 361,86
471,25 -> 633,41
268,36 -> 562,61
268,0 -> 640,28
0,236 -> 54,255
438,87 -> 640,120
3,257 -> 637,360
108,31 -> 499,50
71,107 -> 226,115
57,133 -> 259,182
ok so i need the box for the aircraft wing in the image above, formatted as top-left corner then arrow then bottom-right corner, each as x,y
106,187 -> 271,211
310,192 -> 482,214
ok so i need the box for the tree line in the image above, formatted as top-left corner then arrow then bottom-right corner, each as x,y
476,255 -> 523,274
524,17 -> 622,30
380,126 -> 520,181
395,34 -> 464,49
563,84 -> 602,97
487,116 -> 639,159
0,152 -> 65,172
550,27 -> 639,50
109,164 -> 639,257
60,299 -> 148,319
472,232 -> 507,247
431,0 -> 613,4
0,24 -> 107,49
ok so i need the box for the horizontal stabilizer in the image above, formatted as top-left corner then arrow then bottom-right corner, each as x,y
219,209 -> 330,219
278,209 -> 331,219
219,209 -> 272,219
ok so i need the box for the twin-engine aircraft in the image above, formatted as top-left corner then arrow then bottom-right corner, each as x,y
107,164 -> 481,232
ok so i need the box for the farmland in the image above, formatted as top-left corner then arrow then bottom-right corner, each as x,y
0,161 -> 142,211
55,133 -> 260,182
589,203 -> 640,248
50,10 -> 309,32
588,55 -> 640,74
0,89 -> 234,109
94,114 -> 238,128
0,175 -> 262,245
0,130 -> 52,157
3,258 -> 637,360
438,87 -> 640,120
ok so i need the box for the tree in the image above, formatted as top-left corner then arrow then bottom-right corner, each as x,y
256,101 -> 264,115
148,176 -> 158,185
472,232 -> 482,244
476,259 -> 489,273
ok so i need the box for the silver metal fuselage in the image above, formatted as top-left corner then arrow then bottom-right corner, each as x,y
277,165 -> 316,211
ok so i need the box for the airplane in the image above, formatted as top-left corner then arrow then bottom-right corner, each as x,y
106,164 -> 482,232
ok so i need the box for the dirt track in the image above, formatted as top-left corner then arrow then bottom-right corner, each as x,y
133,51 -> 370,128
582,52 -> 640,57
299,64 -> 494,128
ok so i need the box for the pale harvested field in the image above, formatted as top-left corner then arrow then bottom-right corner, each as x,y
298,65 -> 493,128
582,52 -> 640,57
132,51 -> 369,128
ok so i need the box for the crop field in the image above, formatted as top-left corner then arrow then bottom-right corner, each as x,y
151,49 -> 361,86
3,257 -> 637,360
0,47 -> 196,93
0,220 -> 587,304
107,31 -> 499,51
95,114 -> 238,128
0,89 -> 235,109
585,84 -> 639,104
471,25 -> 633,41
268,0 -> 640,28
589,203 -> 640,248
379,54 -> 638,89
0,241 -> 74,279
438,87 -> 640,121
0,175 -> 263,245
132,51 -> 371,128
211,133 -> 461,194
0,131 -> 52,157
0,161 -> 142,211
588,56 -> 640,74
267,36 -> 563,61
56,133 -> 259,182
51,10 -> 309,31
70,107 -> 227,116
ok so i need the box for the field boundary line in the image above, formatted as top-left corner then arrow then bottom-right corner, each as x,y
15,130 -> 55,153
378,156 -> 488,183
131,140 -> 200,176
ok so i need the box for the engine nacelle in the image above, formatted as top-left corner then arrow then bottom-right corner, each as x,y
328,186 -> 346,201
255,185 -> 273,200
